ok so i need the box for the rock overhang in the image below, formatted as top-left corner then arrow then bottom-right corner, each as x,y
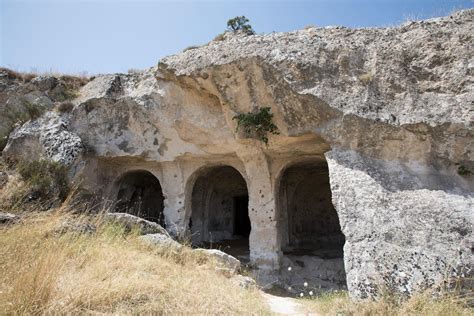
1,9 -> 473,299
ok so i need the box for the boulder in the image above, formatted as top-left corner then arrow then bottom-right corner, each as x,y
194,249 -> 241,275
0,212 -> 19,225
104,212 -> 169,236
3,111 -> 83,165
54,220 -> 96,235
30,76 -> 58,91
230,275 -> 257,289
139,233 -> 182,250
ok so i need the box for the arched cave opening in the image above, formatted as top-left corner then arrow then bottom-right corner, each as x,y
190,166 -> 250,262
114,170 -> 165,227
278,159 -> 346,289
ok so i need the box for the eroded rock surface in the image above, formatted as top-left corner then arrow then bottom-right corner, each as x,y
1,10 -> 473,298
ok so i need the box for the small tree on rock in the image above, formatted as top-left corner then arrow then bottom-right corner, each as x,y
227,16 -> 255,35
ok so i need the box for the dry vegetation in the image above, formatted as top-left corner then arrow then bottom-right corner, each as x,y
0,159 -> 69,214
0,209 -> 269,314
0,67 -> 90,86
1,160 -> 269,314
0,67 -> 37,83
300,287 -> 472,315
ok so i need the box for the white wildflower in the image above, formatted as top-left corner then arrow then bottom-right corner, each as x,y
288,266 -> 292,271
303,282 -> 308,287
300,293 -> 304,297
309,291 -> 314,296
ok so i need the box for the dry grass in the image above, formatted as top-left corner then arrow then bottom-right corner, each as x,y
0,67 -> 37,82
0,210 -> 269,314
300,290 -> 472,316
0,67 -> 90,87
212,32 -> 227,42
0,159 -> 70,215
358,72 -> 373,85
54,101 -> 74,113
58,74 -> 90,88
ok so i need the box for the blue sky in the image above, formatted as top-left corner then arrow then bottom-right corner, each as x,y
1,0 -> 472,75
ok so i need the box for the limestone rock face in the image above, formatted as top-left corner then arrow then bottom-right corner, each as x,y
326,149 -> 473,297
1,10 -> 473,298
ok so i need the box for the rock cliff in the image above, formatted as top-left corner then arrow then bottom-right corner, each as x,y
2,9 -> 473,298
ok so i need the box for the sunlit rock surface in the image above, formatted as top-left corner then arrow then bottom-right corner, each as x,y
2,9 -> 473,298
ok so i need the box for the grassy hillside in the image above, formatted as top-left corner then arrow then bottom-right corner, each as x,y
0,210 -> 269,314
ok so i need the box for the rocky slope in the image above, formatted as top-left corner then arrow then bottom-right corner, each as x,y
2,9 -> 473,299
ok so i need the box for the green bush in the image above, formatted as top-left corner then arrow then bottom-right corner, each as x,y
457,165 -> 472,176
17,159 -> 69,201
227,16 -> 255,35
233,107 -> 279,145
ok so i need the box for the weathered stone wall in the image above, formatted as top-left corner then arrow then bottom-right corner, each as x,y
2,10 -> 473,298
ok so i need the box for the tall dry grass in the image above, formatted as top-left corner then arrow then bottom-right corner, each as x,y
0,210 -> 269,314
301,289 -> 472,316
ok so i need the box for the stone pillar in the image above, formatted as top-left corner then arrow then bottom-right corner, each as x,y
238,146 -> 281,279
159,161 -> 187,237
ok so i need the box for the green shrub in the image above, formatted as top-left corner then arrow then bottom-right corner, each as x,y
233,107 -> 279,145
457,165 -> 471,176
227,16 -> 255,35
17,159 -> 69,201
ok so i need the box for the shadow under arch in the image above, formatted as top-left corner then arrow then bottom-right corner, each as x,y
275,156 -> 347,289
186,164 -> 251,262
113,169 -> 165,227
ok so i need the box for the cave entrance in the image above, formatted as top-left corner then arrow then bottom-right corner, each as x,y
190,166 -> 250,262
234,195 -> 251,237
114,170 -> 165,227
278,159 -> 346,289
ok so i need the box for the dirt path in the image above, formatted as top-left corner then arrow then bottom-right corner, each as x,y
261,292 -> 315,315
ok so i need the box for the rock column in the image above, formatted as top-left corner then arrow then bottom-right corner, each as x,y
159,162 -> 187,237
238,146 -> 281,279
